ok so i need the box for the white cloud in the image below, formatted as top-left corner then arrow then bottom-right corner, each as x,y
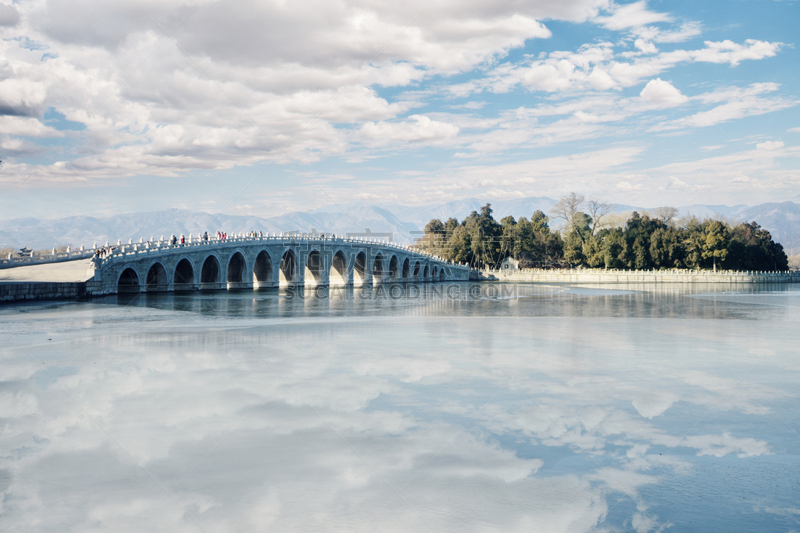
360,114 -> 459,143
0,0 -> 793,212
632,391 -> 679,419
595,1 -> 672,31
756,140 -> 784,150
690,39 -> 782,67
647,21 -> 702,43
653,83 -> 797,131
461,38 -> 783,99
639,78 -> 688,107
634,38 -> 658,54
616,180 -> 643,191
0,3 -> 20,27
0,116 -> 64,138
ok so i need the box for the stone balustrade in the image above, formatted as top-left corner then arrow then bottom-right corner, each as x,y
480,267 -> 800,283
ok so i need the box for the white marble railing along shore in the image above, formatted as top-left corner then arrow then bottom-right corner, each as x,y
480,267 -> 800,283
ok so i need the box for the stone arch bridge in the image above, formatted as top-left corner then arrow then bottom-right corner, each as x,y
89,233 -> 469,295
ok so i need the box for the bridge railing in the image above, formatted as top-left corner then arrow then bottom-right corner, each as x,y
0,248 -> 97,269
482,267 -> 799,276
92,233 -> 468,269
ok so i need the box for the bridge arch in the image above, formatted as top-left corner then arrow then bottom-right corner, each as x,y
117,267 -> 140,294
305,249 -> 324,285
423,264 -> 430,279
354,251 -> 367,285
439,268 -> 446,281
254,250 -> 273,287
432,266 -> 438,279
280,249 -> 297,284
413,261 -> 421,278
372,253 -> 385,282
173,258 -> 195,290
227,251 -> 247,283
145,261 -> 169,292
330,250 -> 348,286
201,254 -> 221,284
402,258 -> 410,279
388,255 -> 399,280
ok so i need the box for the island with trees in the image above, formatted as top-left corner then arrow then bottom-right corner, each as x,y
416,193 -> 789,272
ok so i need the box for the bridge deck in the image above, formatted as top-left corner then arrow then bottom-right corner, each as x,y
0,258 -> 95,283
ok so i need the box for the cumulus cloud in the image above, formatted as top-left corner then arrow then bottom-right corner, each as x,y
0,0 -> 793,215
0,0 -> 611,186
639,78 -> 688,107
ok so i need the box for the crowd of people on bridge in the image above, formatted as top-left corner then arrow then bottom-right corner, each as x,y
98,230 -> 352,255
94,246 -> 116,258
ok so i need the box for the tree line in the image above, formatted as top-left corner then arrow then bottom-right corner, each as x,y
416,193 -> 789,271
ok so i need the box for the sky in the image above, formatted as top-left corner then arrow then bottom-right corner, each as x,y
0,0 -> 798,220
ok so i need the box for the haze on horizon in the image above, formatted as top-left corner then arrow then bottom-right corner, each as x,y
0,0 -> 798,221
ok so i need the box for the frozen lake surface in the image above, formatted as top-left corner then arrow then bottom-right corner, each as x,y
1,283 -> 799,532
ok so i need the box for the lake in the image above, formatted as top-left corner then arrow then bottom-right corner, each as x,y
1,282 -> 798,532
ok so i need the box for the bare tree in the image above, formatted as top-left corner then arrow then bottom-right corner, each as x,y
586,198 -> 613,234
651,206 -> 679,226
550,192 -> 585,233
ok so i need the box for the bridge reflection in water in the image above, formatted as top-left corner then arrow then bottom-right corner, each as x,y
90,233 -> 469,295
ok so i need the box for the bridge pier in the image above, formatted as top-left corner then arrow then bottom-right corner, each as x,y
227,281 -> 253,290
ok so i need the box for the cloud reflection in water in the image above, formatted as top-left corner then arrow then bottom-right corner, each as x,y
0,285 -> 798,532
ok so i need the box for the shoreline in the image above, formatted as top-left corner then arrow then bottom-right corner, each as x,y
474,268 -> 800,284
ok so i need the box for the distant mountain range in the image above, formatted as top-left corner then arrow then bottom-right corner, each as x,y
2,198 -> 799,254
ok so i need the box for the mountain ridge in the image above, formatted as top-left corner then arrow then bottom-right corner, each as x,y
1,199 -> 798,254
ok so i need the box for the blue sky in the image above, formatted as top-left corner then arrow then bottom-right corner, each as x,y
0,0 -> 798,220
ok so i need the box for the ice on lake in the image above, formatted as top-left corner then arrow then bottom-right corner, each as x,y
1,283 -> 798,532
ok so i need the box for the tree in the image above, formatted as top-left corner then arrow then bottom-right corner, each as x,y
601,229 -> 626,269
726,221 -> 788,271
649,227 -> 684,268
586,198 -> 613,235
571,212 -> 592,244
417,194 -> 787,272
419,219 -> 446,255
701,220 -> 730,271
651,206 -> 679,226
582,234 -> 604,267
550,192 -> 585,234
463,204 -> 502,268
531,210 -> 550,233
449,226 -> 471,263
499,216 -> 517,259
563,231 -> 585,266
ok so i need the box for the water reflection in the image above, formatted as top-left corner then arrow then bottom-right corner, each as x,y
113,282 -> 797,321
0,283 -> 798,532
